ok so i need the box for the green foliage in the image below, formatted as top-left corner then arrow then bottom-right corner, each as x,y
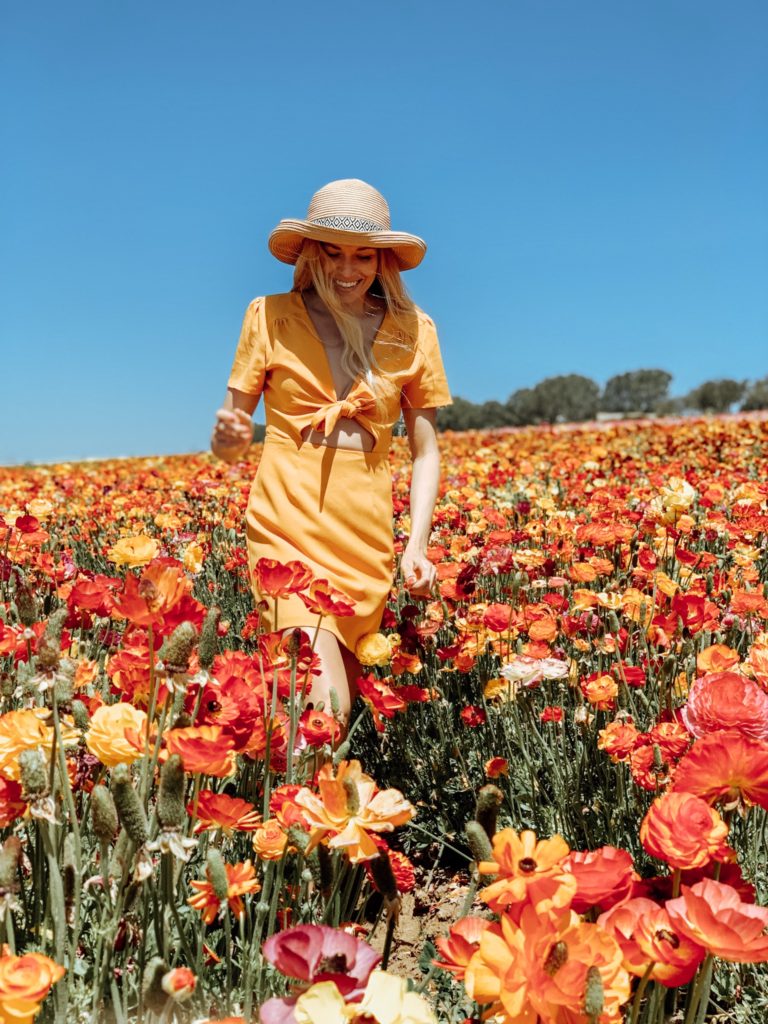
600,368 -> 672,414
686,378 -> 746,413
741,376 -> 768,411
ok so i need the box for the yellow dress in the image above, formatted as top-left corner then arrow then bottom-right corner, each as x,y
227,291 -> 452,650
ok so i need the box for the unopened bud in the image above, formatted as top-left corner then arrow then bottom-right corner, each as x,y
328,686 -> 341,716
332,740 -> 350,765
342,777 -> 359,815
474,784 -> 503,840
162,622 -> 197,675
544,940 -> 568,976
15,581 -> 37,627
91,786 -> 119,844
0,837 -> 22,892
584,965 -> 604,1019
368,851 -> 398,901
206,848 -> 229,902
111,764 -> 149,846
606,612 -> 621,634
197,607 -> 220,671
71,699 -> 90,731
465,820 -> 493,867
142,956 -> 170,1015
19,749 -> 48,800
157,755 -> 186,829
286,825 -> 310,853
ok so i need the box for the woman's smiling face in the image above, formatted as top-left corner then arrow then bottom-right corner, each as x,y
318,242 -> 379,307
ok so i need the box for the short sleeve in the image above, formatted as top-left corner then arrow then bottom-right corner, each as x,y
400,314 -> 452,409
227,298 -> 269,397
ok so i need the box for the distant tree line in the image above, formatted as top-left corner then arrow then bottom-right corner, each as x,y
435,371 -> 768,432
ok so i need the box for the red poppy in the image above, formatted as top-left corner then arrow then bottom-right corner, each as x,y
540,706 -> 564,723
299,580 -> 356,618
460,705 -> 487,728
0,778 -> 27,827
356,674 -> 406,732
253,558 -> 314,599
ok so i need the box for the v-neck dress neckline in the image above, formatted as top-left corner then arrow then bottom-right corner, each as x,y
297,292 -> 389,402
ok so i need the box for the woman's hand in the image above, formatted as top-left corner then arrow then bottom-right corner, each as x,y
401,544 -> 436,599
211,407 -> 253,462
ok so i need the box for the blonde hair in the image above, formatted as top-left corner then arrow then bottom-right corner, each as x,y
292,240 -> 417,398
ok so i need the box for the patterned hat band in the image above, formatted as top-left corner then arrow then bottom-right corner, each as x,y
268,178 -> 427,271
311,215 -> 386,233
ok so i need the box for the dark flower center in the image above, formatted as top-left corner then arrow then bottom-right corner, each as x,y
317,953 -> 349,974
544,940 -> 568,976
519,857 -> 537,873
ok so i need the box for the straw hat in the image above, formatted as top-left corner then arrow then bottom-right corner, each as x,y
268,179 -> 427,271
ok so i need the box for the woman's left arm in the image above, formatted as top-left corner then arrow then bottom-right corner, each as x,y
400,408 -> 441,598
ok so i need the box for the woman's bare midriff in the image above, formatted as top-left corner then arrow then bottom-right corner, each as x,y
301,418 -> 375,452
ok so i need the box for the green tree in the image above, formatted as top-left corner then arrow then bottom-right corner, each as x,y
506,387 -> 542,425
532,374 -> 600,423
601,369 -> 672,415
741,376 -> 768,411
686,379 -> 746,413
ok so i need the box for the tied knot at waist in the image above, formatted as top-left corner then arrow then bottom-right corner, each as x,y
310,392 -> 378,437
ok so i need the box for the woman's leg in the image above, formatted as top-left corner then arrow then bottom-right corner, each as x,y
289,627 -> 362,732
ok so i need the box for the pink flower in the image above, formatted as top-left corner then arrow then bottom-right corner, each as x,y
682,671 -> 768,741
259,924 -> 380,1023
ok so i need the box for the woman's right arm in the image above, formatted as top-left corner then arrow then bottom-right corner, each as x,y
210,387 -> 260,463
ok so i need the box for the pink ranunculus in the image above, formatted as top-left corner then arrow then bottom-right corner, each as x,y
682,671 -> 768,741
260,925 -> 380,1024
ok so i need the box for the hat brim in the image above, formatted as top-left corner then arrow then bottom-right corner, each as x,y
268,219 -> 427,271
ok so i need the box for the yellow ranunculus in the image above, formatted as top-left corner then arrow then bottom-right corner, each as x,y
85,703 -> 148,767
356,971 -> 437,1024
107,535 -> 159,568
355,633 -> 392,667
182,542 -> 205,575
0,711 -> 56,781
26,499 -> 55,519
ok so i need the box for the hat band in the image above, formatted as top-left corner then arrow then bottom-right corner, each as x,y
310,215 -> 387,232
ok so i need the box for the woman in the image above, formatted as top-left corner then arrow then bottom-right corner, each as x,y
211,179 -> 451,729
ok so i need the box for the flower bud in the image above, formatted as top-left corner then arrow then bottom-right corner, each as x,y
286,824 -> 310,853
328,686 -> 340,716
142,956 -> 170,1015
14,581 -> 37,627
368,851 -> 398,901
157,755 -> 186,829
332,740 -> 351,765
342,777 -> 359,815
0,837 -> 22,892
206,848 -> 229,902
161,966 -> 196,1002
72,699 -> 90,731
474,784 -> 503,840
19,749 -> 48,801
465,820 -> 493,866
584,965 -> 604,1018
111,764 -> 149,846
161,622 -> 197,675
91,785 -> 119,844
197,607 -> 220,671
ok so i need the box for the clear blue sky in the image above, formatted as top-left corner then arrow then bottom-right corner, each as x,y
2,1 -> 766,464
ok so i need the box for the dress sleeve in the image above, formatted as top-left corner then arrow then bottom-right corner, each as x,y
227,297 -> 269,397
400,313 -> 452,409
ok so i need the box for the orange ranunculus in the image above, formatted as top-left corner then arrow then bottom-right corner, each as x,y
670,730 -> 768,811
161,965 -> 197,1001
107,534 -> 159,568
84,702 -> 148,768
187,859 -> 261,925
730,590 -> 768,619
299,580 -> 356,618
570,561 -> 598,583
190,791 -> 261,834
356,674 -> 406,732
563,846 -> 635,914
597,719 -> 640,762
270,784 -> 309,829
298,709 -> 341,748
598,897 -> 705,986
640,791 -> 733,870
0,955 -> 64,1021
253,558 -> 314,599
164,726 -> 237,777
295,760 -> 414,864
666,879 -> 768,962
251,819 -> 289,861
433,917 -> 493,981
477,828 -> 576,919
581,672 -> 618,710
111,561 -> 190,628
464,905 -> 630,1024
0,952 -> 66,1024
681,671 -> 768,741
630,744 -> 671,791
649,720 -> 692,762
696,644 -> 740,675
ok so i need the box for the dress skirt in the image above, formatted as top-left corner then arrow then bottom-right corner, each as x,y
245,436 -> 394,651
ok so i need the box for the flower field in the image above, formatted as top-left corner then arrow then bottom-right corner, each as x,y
1,414 -> 767,1024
